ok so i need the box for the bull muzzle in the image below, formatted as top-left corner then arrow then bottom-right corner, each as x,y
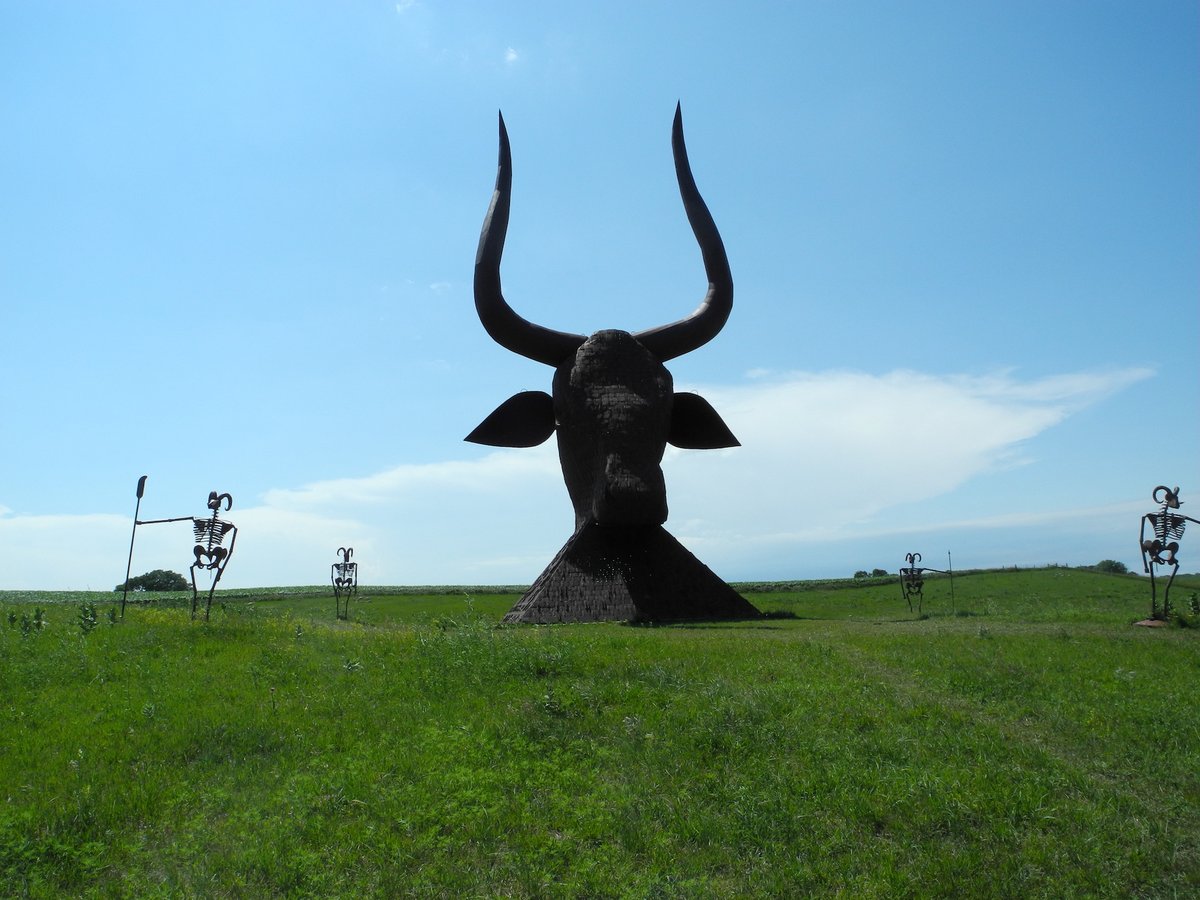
591,452 -> 668,527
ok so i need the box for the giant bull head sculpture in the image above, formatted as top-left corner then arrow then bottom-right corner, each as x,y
466,106 -> 758,624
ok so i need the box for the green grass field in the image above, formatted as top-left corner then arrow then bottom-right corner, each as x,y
2,568 -> 1198,897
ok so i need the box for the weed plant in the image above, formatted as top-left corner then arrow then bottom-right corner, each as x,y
0,568 -> 1197,896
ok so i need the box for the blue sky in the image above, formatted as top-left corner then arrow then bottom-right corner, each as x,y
1,1 -> 1196,589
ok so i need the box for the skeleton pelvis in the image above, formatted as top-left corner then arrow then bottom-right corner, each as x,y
1142,539 -> 1180,566
193,545 -> 228,569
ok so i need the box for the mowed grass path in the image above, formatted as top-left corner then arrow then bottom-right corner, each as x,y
1,569 -> 1197,897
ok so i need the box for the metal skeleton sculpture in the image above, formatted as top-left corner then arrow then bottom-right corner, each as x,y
466,105 -> 759,624
190,492 -> 237,620
331,547 -> 358,620
122,476 -> 237,621
1139,485 -> 1198,620
898,552 -> 952,614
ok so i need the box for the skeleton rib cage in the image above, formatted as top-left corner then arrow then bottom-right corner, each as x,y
333,562 -> 357,586
193,518 -> 235,555
1149,512 -> 1187,543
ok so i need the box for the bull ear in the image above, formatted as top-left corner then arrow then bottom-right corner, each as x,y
668,392 -> 740,449
465,391 -> 555,447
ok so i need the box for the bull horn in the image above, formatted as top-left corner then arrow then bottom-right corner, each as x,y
633,103 -> 733,362
474,111 -> 585,367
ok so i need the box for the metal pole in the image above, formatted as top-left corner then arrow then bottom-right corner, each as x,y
947,550 -> 955,613
121,475 -> 148,618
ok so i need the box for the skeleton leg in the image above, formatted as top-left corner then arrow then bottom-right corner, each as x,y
204,551 -> 231,622
205,577 -> 219,622
1161,558 -> 1180,619
189,563 -> 202,620
900,570 -> 916,613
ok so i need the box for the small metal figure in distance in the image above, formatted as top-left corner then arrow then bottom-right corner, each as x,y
1139,485 -> 1198,620
332,547 -> 358,620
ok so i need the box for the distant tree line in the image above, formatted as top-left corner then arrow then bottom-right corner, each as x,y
847,561 -> 1133,579
114,569 -> 189,592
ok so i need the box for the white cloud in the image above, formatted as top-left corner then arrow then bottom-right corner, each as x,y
0,512 -> 160,592
505,47 -> 519,64
896,499 -> 1149,536
261,447 -> 561,511
395,1 -> 418,14
0,367 -> 1153,590
665,366 -> 1150,543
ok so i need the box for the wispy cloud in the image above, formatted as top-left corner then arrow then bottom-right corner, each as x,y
0,367 -> 1152,589
505,47 -> 520,64
667,365 -> 1153,536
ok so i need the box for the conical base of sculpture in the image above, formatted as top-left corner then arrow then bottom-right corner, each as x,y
503,522 -> 760,624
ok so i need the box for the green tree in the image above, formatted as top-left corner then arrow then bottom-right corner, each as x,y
115,569 -> 189,592
1094,560 -> 1128,575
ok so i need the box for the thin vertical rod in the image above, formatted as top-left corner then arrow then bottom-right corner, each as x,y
947,550 -> 955,613
121,475 -> 148,618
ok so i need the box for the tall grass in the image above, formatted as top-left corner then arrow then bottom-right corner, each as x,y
1,568 -> 1197,896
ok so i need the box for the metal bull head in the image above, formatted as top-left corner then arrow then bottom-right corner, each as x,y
466,106 -> 758,624
467,104 -> 739,528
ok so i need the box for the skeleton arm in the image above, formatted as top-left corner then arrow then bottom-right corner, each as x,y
218,526 -> 238,575
1140,514 -> 1154,571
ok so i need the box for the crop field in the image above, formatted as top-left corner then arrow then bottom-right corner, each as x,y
2,568 -> 1198,897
